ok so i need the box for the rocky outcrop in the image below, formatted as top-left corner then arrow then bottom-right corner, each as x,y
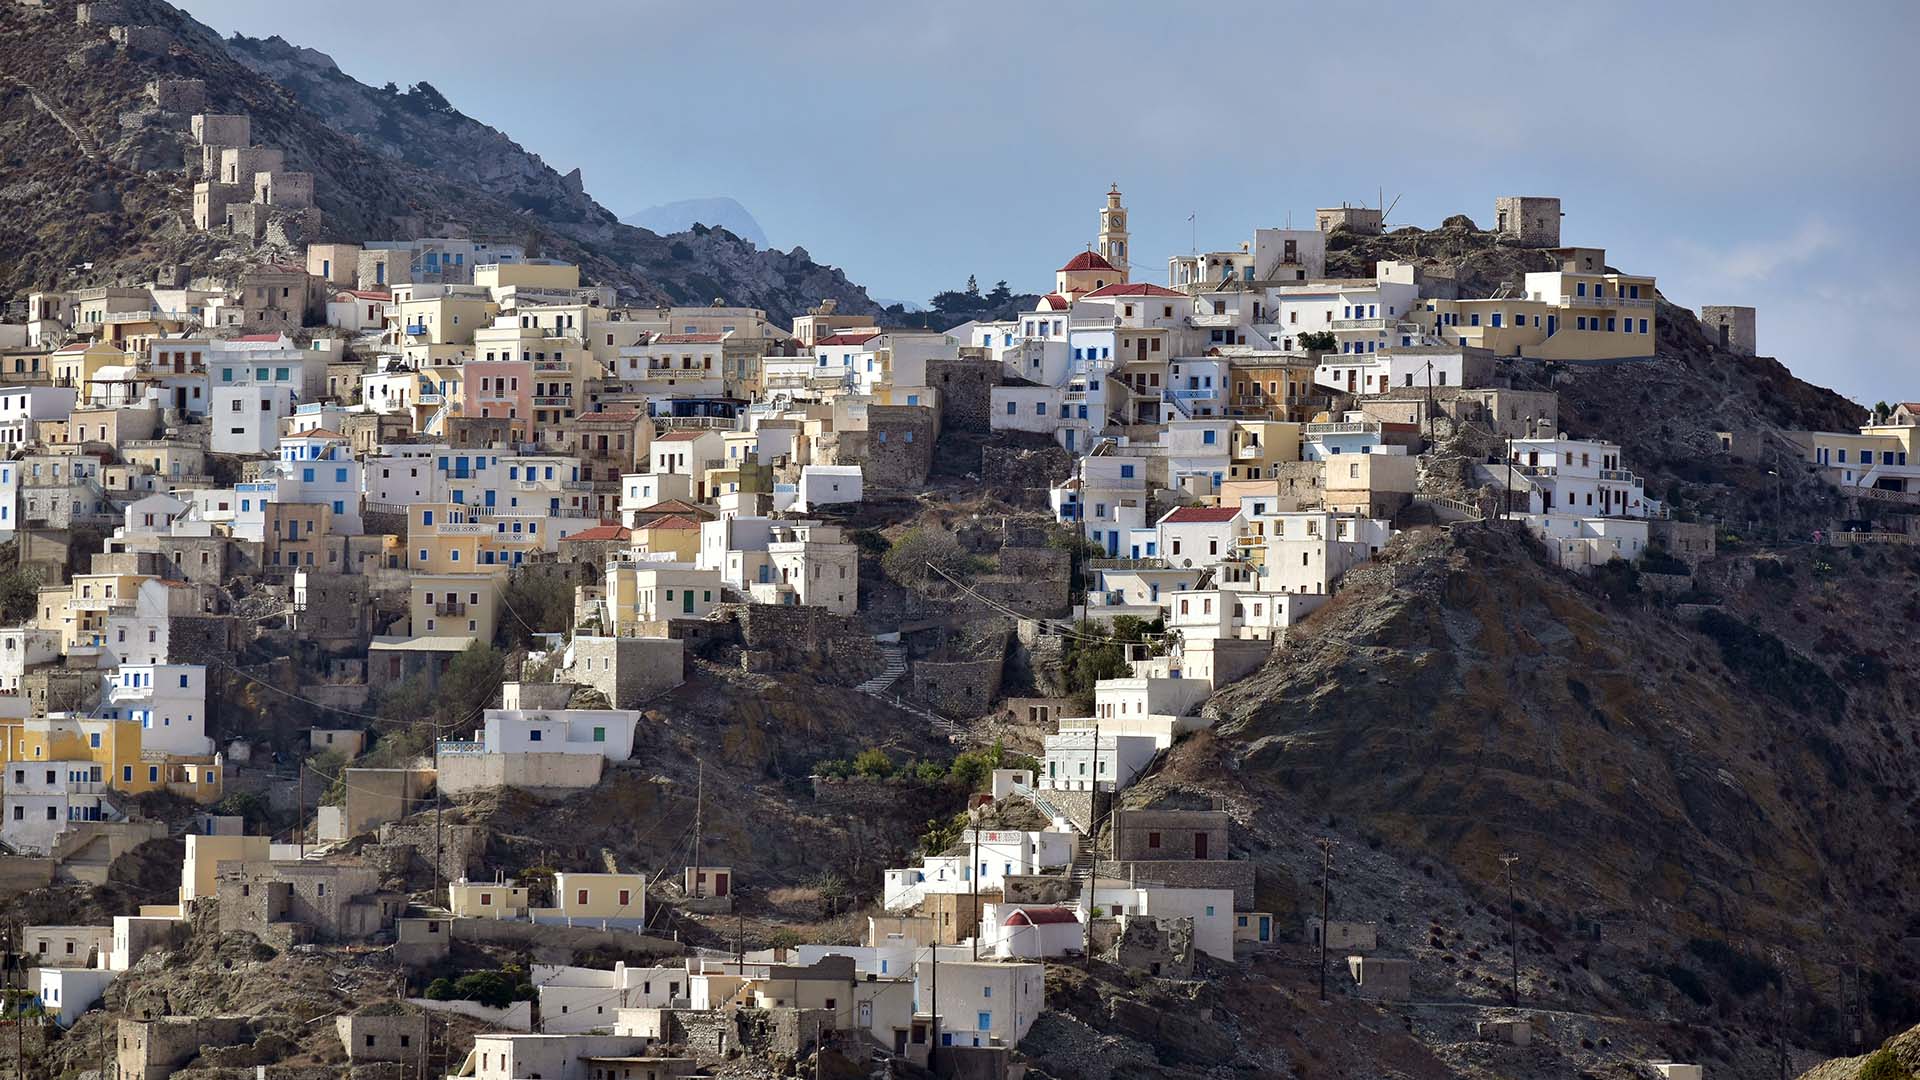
0,2 -> 880,322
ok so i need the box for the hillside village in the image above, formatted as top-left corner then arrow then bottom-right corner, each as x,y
0,4 -> 1915,1080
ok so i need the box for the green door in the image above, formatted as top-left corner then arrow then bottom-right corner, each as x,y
682,589 -> 694,614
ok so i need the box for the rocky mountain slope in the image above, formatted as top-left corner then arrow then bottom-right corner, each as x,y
0,0 -> 878,321
624,196 -> 769,249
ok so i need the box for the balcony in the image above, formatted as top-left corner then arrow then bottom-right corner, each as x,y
1598,468 -> 1639,483
1303,420 -> 1379,436
533,360 -> 571,372
1559,294 -> 1653,310
435,600 -> 467,616
405,324 -> 428,336
532,396 -> 574,408
1188,312 -> 1238,328
1330,317 -> 1390,331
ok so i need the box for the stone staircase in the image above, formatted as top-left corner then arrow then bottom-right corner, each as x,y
856,644 -> 959,740
854,644 -> 908,694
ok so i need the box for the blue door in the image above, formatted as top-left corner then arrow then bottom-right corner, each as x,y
484,489 -> 496,507
1106,532 -> 1119,557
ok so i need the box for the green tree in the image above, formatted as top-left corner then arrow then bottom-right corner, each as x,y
880,527 -> 976,589
0,565 -> 41,625
965,274 -> 980,298
1299,330 -> 1337,351
496,573 -> 575,649
985,280 -> 1013,307
852,748 -> 894,779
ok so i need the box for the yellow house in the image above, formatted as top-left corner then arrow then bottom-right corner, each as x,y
537,871 -> 646,925
405,503 -> 490,572
180,833 -> 271,906
474,260 -> 580,292
629,516 -> 701,563
604,564 -> 725,634
51,341 -> 131,394
5,716 -> 222,802
1227,420 -> 1302,481
447,880 -> 531,919
1415,248 -> 1658,362
409,573 -> 502,643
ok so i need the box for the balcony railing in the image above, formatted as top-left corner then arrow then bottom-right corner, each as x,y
1303,420 -> 1379,436
1330,317 -> 1390,330
435,600 -> 467,616
1598,468 -> 1639,483
533,396 -> 574,408
405,324 -> 428,336
1559,294 -> 1654,310
532,360 -> 571,372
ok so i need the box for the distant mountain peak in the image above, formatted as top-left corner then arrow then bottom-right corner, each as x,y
624,197 -> 767,249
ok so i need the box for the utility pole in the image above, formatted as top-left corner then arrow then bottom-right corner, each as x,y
691,761 -> 703,899
432,712 -> 443,908
1316,837 -> 1335,1002
970,823 -> 980,961
1500,853 -> 1520,1004
928,938 -> 939,1071
297,759 -> 306,859
1423,357 -> 1435,447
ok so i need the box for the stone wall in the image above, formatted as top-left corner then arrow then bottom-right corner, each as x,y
567,635 -> 685,707
445,917 -> 681,965
335,1013 -> 428,1064
436,751 -> 603,797
994,545 -> 1069,581
724,604 -> 885,686
367,821 -> 488,890
1650,519 -> 1717,566
1110,809 -> 1230,862
911,655 -> 1005,718
1698,305 -> 1757,356
831,405 -> 936,488
926,353 -> 1000,433
1103,913 -> 1195,978
146,78 -> 206,112
1493,196 -> 1561,247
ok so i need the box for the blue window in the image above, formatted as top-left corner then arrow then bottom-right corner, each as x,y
220,368 -> 233,382
332,500 -> 344,514
1034,402 -> 1045,416
1490,313 -> 1502,328
275,367 -> 290,381
240,499 -> 251,512
1638,319 -> 1649,334
1005,402 -> 1015,415
1629,285 -> 1641,299
1576,317 -> 1588,331
1077,405 -> 1088,420
256,367 -> 269,381
977,1012 -> 992,1032
1205,905 -> 1216,916
302,468 -> 315,482
1202,430 -> 1217,445
529,730 -> 541,742
422,510 -> 434,525
123,766 -> 132,782
179,675 -> 189,688
1119,464 -> 1135,478
335,468 -> 348,483
89,733 -> 100,748
1576,282 -> 1587,296
418,549 -> 429,562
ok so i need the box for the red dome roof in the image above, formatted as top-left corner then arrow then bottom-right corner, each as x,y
1058,251 -> 1118,273
1037,293 -> 1071,310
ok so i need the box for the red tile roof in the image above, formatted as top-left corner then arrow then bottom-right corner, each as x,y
343,290 -> 391,301
639,499 -> 705,514
640,514 -> 701,531
1004,907 -> 1078,926
1058,251 -> 1118,273
655,333 -> 724,344
1162,505 -> 1241,524
815,332 -> 880,347
1082,282 -> 1184,299
562,524 -> 631,542
1037,293 -> 1071,310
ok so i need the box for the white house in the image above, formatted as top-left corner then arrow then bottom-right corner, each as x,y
210,385 -> 297,455
33,967 -> 117,1027
1155,505 -> 1246,570
882,829 -> 1076,911
475,708 -> 638,761
96,664 -> 211,756
794,465 -> 863,512
531,963 -> 686,1034
1085,881 -> 1237,961
1038,729 -> 1160,794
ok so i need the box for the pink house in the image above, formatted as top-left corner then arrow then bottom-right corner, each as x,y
462,357 -> 533,438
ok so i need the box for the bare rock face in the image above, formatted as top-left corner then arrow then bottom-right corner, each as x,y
0,2 -> 881,322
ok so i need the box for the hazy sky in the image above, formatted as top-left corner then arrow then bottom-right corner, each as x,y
181,0 -> 1919,406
